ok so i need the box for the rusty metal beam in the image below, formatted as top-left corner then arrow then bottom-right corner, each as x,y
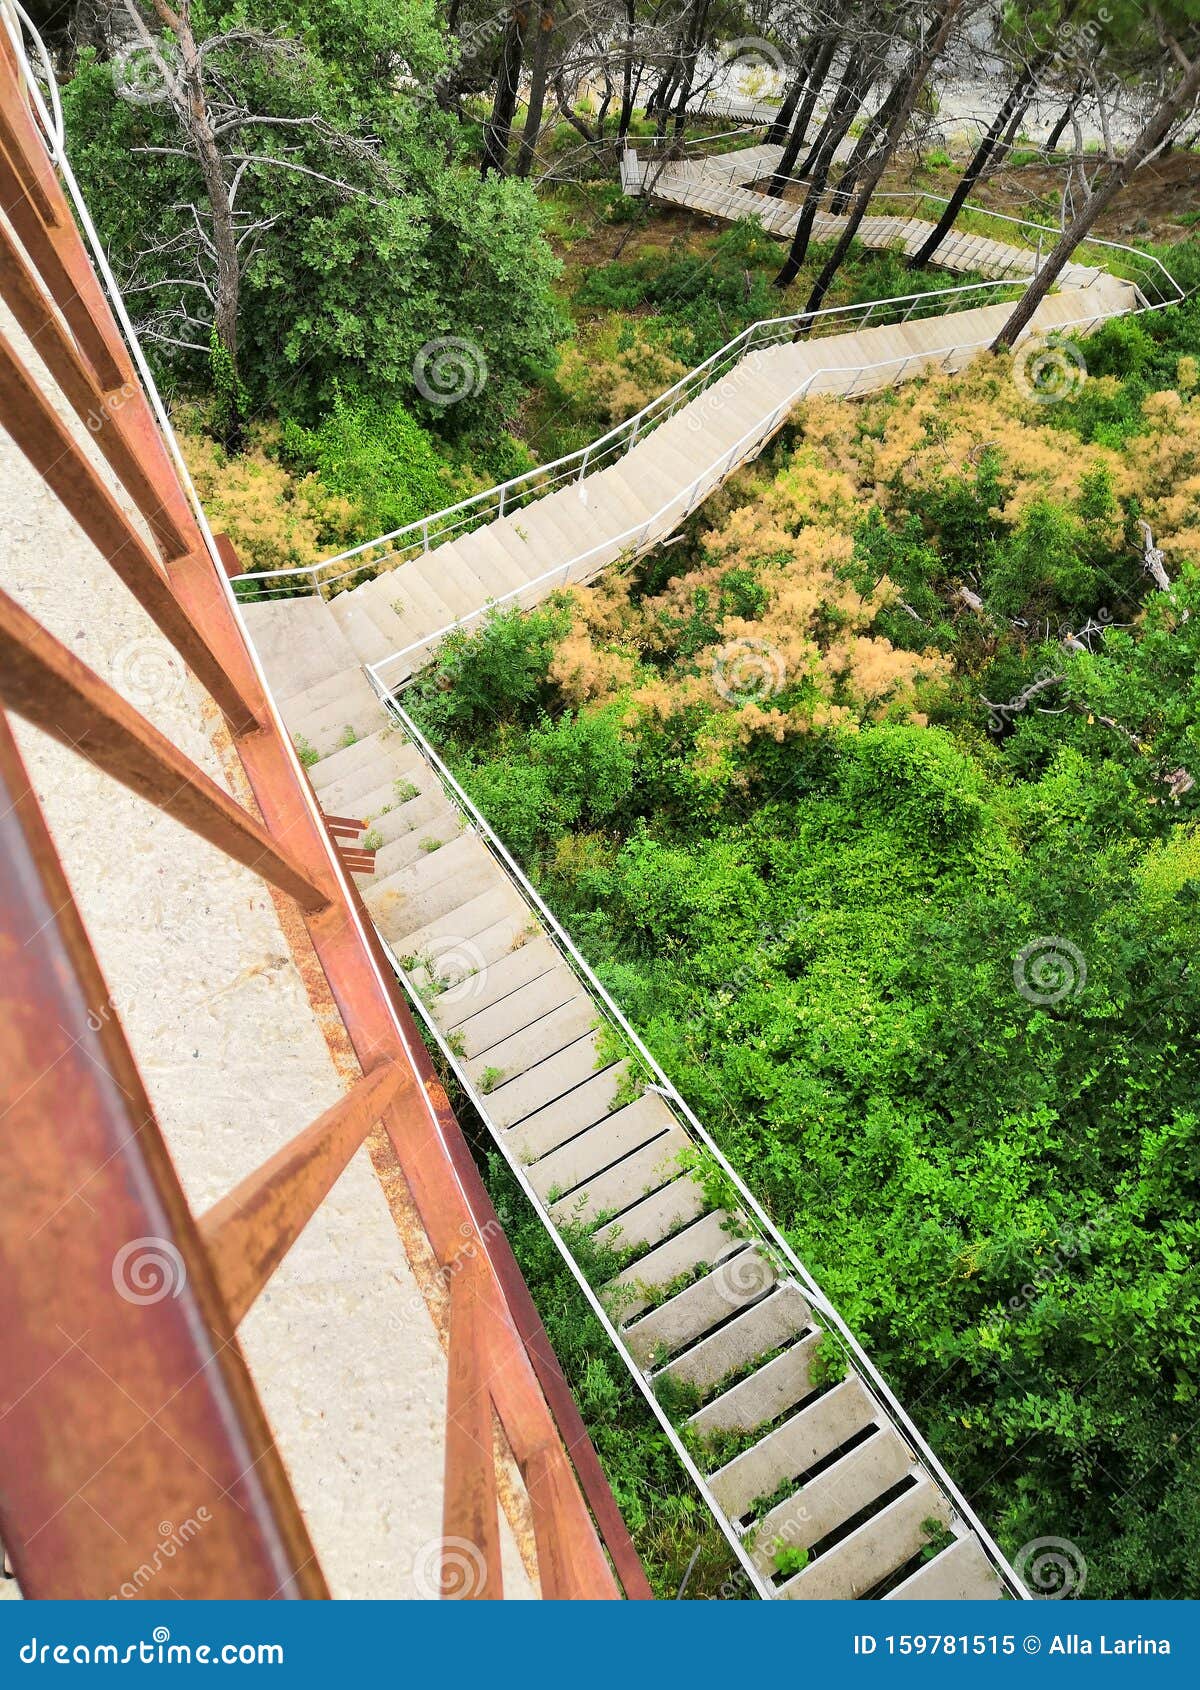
0,217 -> 190,560
199,1063 -> 404,1327
0,135 -> 122,390
443,1255 -> 503,1600
0,711 -> 329,1600
0,330 -> 261,734
0,586 -> 332,917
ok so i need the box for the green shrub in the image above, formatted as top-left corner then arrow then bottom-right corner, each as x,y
281,391 -> 457,542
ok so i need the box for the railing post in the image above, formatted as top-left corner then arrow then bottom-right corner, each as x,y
421,518 -> 430,553
498,484 -> 507,519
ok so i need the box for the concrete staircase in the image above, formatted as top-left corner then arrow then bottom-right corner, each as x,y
240,288 -> 1128,695
632,146 -> 1117,291
243,615 -> 1015,1601
241,150 -> 1134,692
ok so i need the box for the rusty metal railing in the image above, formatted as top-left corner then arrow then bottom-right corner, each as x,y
0,12 -> 647,1602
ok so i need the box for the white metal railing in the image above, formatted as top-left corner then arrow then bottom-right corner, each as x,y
373,687 -> 1030,1601
232,276 -> 1026,604
233,152 -> 1178,609
363,294 -> 1133,687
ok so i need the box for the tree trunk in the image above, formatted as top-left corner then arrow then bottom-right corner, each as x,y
617,0 -> 637,140
139,0 -> 243,445
798,53 -> 871,179
672,0 -> 710,136
515,5 -> 555,178
766,50 -> 815,145
1045,86 -> 1081,153
909,61 -> 1037,268
483,5 -> 531,176
988,83 -> 1033,174
765,35 -> 837,196
993,47 -> 1200,351
803,0 -> 967,316
773,51 -> 867,287
829,64 -> 911,212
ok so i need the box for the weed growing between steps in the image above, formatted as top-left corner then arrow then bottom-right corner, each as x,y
421,1045 -> 747,1600
405,310 -> 1200,1599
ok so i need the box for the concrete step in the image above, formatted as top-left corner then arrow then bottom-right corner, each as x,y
371,809 -> 464,877
781,1475 -> 949,1600
505,1065 -> 634,1163
551,1124 -> 690,1229
286,685 -> 390,760
368,834 -> 495,939
338,765 -> 441,832
607,1210 -> 740,1323
659,1282 -> 811,1398
593,1174 -> 710,1256
431,935 -> 561,1026
752,1425 -> 913,1573
310,735 -> 424,812
369,554 -> 457,632
710,1375 -> 875,1519
690,1331 -> 824,1441
625,1245 -> 777,1365
397,883 -> 531,972
453,963 -> 582,1060
465,993 -> 597,1090
483,1031 -> 608,1129
883,1532 -> 1004,1601
527,1092 -> 677,1201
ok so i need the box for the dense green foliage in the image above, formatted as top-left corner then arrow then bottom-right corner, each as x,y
411,303 -> 1200,1600
62,1 -> 565,430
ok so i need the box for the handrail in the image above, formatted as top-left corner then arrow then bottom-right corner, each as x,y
364,291 -> 1142,685
376,691 -> 1030,1601
233,277 -> 1025,596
